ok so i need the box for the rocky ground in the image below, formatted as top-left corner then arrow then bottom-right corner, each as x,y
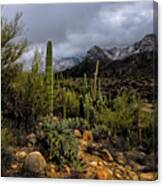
1,125 -> 158,180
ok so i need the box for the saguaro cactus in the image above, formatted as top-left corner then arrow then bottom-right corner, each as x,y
83,73 -> 88,94
45,40 -> 54,115
93,60 -> 99,101
98,79 -> 102,101
32,49 -> 40,74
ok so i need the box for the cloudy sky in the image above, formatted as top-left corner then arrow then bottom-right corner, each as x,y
2,1 -> 154,60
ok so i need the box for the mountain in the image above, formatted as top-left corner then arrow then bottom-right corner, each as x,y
62,34 -> 157,78
55,56 -> 83,72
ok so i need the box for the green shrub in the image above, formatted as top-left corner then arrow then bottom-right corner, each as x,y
64,117 -> 90,132
94,90 -> 155,150
1,128 -> 10,149
64,90 -> 79,117
6,51 -> 48,130
53,89 -> 80,118
42,117 -> 82,170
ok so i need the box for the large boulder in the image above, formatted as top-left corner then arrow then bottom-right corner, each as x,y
23,151 -> 47,174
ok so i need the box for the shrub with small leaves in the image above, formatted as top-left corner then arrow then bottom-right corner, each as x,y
41,117 -> 82,170
1,128 -> 10,149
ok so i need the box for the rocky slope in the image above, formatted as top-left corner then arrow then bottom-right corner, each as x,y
1,121 -> 157,180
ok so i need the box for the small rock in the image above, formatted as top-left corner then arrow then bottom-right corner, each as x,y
114,169 -> 123,180
117,165 -> 125,172
96,167 -> 113,180
16,151 -> 27,159
128,160 -> 143,172
90,161 -> 98,167
27,143 -> 32,147
11,164 -> 18,169
115,152 -> 127,165
47,168 -> 56,178
139,172 -> 158,181
47,164 -> 57,178
24,151 -> 47,174
125,165 -> 132,171
83,130 -> 93,142
38,122 -> 43,127
26,133 -> 37,146
74,129 -> 82,138
101,149 -> 114,162
128,171 -> 139,180
85,167 -> 96,179
52,116 -> 59,123
97,160 -> 103,166
103,161 -> 108,166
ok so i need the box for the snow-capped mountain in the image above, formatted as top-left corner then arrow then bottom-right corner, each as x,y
55,56 -> 83,72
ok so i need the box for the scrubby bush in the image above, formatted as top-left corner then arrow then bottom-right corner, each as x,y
1,12 -> 27,127
53,88 -> 80,118
41,117 -> 83,170
1,128 -> 10,149
94,90 -> 154,150
6,50 -> 48,130
64,90 -> 80,117
62,117 -> 90,132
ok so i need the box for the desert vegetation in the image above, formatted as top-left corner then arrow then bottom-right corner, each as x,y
1,13 -> 157,180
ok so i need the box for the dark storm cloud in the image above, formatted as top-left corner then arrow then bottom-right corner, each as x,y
2,1 -> 153,59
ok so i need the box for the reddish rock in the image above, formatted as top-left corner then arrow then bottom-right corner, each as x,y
83,130 -> 93,142
96,167 -> 113,180
140,172 -> 158,181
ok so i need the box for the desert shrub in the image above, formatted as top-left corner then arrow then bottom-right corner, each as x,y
7,51 -> 48,130
41,117 -> 82,170
1,12 -> 27,128
64,90 -> 80,117
63,117 -> 90,132
1,128 -> 10,149
140,111 -> 157,152
53,88 -> 80,118
94,90 -> 155,150
83,94 -> 96,122
92,123 -> 110,140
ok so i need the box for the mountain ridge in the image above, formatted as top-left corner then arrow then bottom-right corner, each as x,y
61,33 -> 157,78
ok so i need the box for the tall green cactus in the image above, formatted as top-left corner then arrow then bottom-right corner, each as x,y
84,94 -> 90,121
98,79 -> 102,101
83,73 -> 88,94
32,49 -> 40,74
93,60 -> 99,101
45,40 -> 54,115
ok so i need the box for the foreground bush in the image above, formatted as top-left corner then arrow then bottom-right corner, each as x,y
41,117 -> 83,171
